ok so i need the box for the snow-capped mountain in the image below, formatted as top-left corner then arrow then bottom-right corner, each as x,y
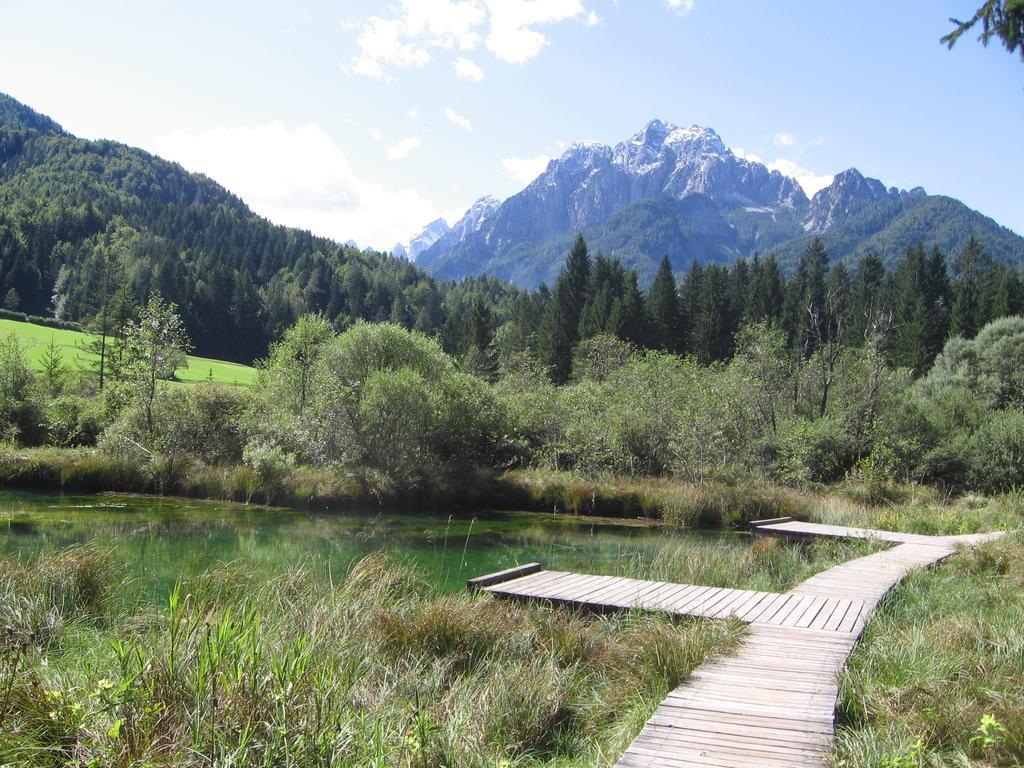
407,218 -> 451,261
417,195 -> 501,268
415,118 -> 1023,288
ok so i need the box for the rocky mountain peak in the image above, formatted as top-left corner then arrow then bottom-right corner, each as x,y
405,217 -> 451,261
806,168 -> 909,233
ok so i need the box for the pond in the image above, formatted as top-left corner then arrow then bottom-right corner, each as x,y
0,488 -> 741,599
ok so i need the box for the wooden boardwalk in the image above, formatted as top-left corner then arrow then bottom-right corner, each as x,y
476,567 -> 867,633
750,516 -> 998,549
470,521 -> 1004,767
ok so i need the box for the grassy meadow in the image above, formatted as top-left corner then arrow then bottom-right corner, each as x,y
0,317 -> 257,386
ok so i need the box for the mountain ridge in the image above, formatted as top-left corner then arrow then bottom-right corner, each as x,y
421,119 -> 1024,288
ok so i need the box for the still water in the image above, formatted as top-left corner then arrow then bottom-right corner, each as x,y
0,489 -> 738,599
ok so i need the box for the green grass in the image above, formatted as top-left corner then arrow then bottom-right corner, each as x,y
0,547 -> 742,767
835,533 -> 1024,767
0,317 -> 257,386
1,481 -> 1021,766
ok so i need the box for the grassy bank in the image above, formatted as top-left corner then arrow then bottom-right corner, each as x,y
0,317 -> 257,386
0,448 -> 809,527
0,546 -> 742,767
836,532 -> 1024,767
1,448 -> 1018,538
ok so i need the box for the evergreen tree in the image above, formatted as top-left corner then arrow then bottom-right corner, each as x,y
749,255 -> 786,323
579,254 -> 623,339
644,256 -> 680,352
784,238 -> 830,359
40,335 -> 65,396
887,245 -> 951,374
616,271 -> 648,346
846,252 -> 887,344
79,233 -> 126,390
464,294 -> 498,380
950,235 -> 989,338
539,235 -> 591,383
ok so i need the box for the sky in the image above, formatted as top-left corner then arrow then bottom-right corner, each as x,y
2,0 -> 1022,250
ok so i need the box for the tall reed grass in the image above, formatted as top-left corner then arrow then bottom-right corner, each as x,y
0,547 -> 741,767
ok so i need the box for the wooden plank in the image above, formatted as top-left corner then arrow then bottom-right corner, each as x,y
467,562 -> 540,589
749,516 -> 796,528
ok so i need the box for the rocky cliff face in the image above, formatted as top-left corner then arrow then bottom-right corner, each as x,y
806,168 -> 925,233
414,119 -> 1021,288
421,119 -> 812,274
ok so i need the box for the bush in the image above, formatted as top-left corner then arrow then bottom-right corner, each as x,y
772,417 -> 860,484
100,383 -> 251,465
966,409 -> 1024,493
45,395 -> 105,447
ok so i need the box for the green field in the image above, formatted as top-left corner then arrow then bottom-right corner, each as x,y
0,317 -> 257,386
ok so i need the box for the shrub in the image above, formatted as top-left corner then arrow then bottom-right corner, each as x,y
772,417 -> 859,484
966,409 -> 1024,493
45,395 -> 105,447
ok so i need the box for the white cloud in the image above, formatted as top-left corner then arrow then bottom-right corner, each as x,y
765,158 -> 834,196
387,136 -> 422,159
153,123 -> 443,250
347,16 -> 431,78
733,146 -> 832,196
369,127 -> 383,142
774,132 -> 796,147
484,0 -> 584,63
585,10 -> 601,26
344,0 -> 588,78
408,108 -> 419,119
444,107 -> 473,131
666,0 -> 695,15
732,147 -> 762,163
454,56 -> 485,80
502,153 -> 551,184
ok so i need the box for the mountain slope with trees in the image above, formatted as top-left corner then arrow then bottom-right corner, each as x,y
0,92 -> 519,362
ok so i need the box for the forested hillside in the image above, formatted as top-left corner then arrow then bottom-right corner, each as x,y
0,93 -> 519,362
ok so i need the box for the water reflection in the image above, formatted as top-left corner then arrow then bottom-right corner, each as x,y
0,488 -> 740,599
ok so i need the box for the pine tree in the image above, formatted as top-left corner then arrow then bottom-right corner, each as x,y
846,252 -> 887,344
79,237 -> 125,390
644,256 -> 680,352
887,245 -> 951,374
40,335 -> 65,396
950,235 -> 988,338
579,254 -> 623,339
464,294 -> 498,380
749,255 -> 786,323
539,235 -> 591,383
616,270 -> 648,346
784,238 -> 829,358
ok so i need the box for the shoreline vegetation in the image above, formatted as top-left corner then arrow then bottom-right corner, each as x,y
0,447 -> 806,528
0,447 -> 1018,537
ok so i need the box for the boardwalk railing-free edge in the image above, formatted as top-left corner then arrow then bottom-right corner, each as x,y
468,517 -> 1004,767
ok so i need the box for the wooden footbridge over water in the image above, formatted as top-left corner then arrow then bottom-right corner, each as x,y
469,516 -> 1004,767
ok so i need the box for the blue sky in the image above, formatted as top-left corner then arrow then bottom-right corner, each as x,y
2,0 -> 1022,249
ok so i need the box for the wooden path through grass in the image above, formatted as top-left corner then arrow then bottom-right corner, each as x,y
470,518 -> 1005,767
